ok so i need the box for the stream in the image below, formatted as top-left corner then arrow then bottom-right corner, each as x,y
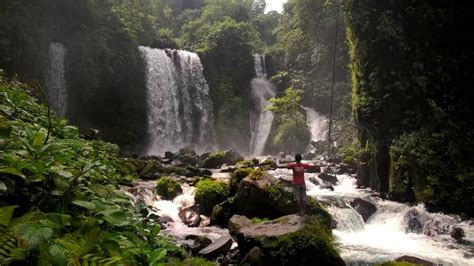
124,163 -> 473,265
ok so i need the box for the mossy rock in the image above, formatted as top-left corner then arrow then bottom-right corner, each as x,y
258,216 -> 344,265
210,197 -> 236,227
195,179 -> 230,216
229,215 -> 344,266
201,150 -> 244,169
229,167 -> 254,194
156,177 -> 182,200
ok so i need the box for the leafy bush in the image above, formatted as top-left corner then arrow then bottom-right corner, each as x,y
0,72 -> 185,264
156,177 -> 182,200
195,179 -> 230,216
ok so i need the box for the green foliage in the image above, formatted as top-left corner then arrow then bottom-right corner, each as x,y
195,179 -> 230,216
266,88 -> 311,153
344,0 -> 474,215
0,73 -> 185,264
156,177 -> 183,200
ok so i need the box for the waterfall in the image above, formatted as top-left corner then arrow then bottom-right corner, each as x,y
301,106 -> 329,143
138,47 -> 215,155
45,42 -> 67,117
249,54 -> 276,155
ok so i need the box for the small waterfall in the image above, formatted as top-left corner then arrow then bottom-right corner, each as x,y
45,42 -> 67,117
139,47 -> 215,155
301,106 -> 329,143
249,54 -> 276,155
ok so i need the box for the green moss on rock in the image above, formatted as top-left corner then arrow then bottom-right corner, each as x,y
258,216 -> 344,265
195,179 -> 230,216
156,177 -> 182,200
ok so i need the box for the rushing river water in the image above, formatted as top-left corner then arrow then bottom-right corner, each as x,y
124,165 -> 473,265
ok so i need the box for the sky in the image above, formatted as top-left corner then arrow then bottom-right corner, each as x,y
265,0 -> 287,13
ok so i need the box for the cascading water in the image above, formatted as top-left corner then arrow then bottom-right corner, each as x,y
45,42 -> 67,117
270,168 -> 474,265
123,180 -> 231,245
139,47 -> 215,155
301,106 -> 329,151
249,54 -> 276,156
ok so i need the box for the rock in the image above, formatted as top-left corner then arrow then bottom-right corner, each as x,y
198,235 -> 233,258
191,236 -> 212,254
240,247 -> 264,266
178,205 -> 201,227
229,215 -> 344,265
306,165 -> 321,173
320,182 -> 335,191
450,227 -> 465,241
422,218 -> 451,237
155,177 -> 182,200
199,169 -> 213,176
164,151 -> 176,160
233,171 -> 332,225
395,255 -> 435,266
201,150 -> 244,169
403,209 -> 423,233
308,176 -> 320,186
318,173 -> 338,185
350,198 -> 377,223
211,198 -> 237,227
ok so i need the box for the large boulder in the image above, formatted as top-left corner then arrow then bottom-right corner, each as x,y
201,150 -> 244,169
194,179 -> 230,216
155,177 -> 182,200
350,198 -> 377,223
233,171 -> 332,226
229,215 -> 344,265
318,173 -> 338,185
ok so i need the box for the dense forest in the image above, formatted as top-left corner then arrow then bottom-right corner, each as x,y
1,0 -> 473,265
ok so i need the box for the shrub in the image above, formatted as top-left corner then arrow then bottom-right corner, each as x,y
156,177 -> 182,200
195,179 -> 230,215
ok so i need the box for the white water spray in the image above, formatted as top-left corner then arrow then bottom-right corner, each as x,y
301,106 -> 329,151
45,42 -> 67,117
139,47 -> 215,155
249,54 -> 276,156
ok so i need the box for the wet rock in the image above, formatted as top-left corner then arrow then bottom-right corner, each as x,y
450,227 -> 465,242
201,150 -> 244,169
320,182 -> 335,191
229,215 -> 344,265
211,198 -> 237,227
164,151 -> 176,160
350,198 -> 377,223
395,255 -> 435,266
404,209 -> 423,233
158,215 -> 173,225
308,176 -> 320,186
198,235 -> 233,258
199,169 -> 213,176
240,247 -> 264,266
306,165 -> 321,173
423,218 -> 452,237
318,173 -> 338,185
191,236 -> 212,254
179,205 -> 201,227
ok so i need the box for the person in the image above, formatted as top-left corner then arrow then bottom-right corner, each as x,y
286,154 -> 311,215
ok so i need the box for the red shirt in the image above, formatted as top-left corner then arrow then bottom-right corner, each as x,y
288,162 -> 310,185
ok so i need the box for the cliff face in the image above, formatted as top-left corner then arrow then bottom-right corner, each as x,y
0,0 -> 147,152
344,0 -> 474,216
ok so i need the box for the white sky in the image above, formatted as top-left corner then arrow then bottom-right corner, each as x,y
265,0 -> 286,13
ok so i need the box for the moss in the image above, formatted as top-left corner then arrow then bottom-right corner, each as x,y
201,151 -> 225,168
377,262 -> 421,266
251,217 -> 270,224
195,179 -> 230,216
168,257 -> 215,266
229,167 -> 253,194
258,216 -> 344,265
156,177 -> 182,200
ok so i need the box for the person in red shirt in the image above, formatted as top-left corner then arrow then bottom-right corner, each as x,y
287,154 -> 311,215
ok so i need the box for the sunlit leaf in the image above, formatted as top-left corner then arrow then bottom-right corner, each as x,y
72,200 -> 96,211
0,167 -> 26,179
32,132 -> 46,147
99,209 -> 130,226
0,205 -> 18,226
